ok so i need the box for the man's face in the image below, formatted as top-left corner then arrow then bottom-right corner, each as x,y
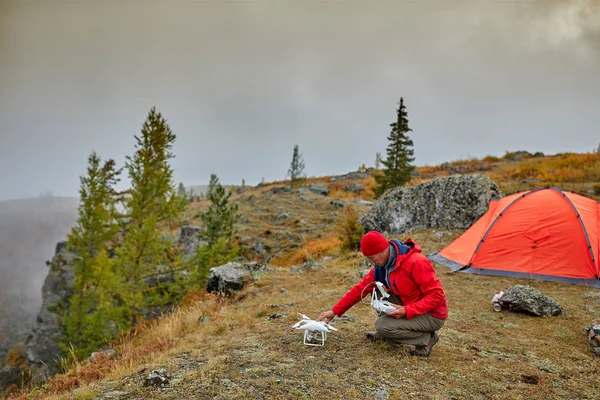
366,246 -> 390,266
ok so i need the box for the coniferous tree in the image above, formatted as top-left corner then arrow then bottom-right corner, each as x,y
199,174 -> 239,246
287,145 -> 305,188
61,152 -> 125,359
177,182 -> 187,198
374,98 -> 415,197
375,152 -> 382,170
116,107 -> 187,326
193,174 -> 240,283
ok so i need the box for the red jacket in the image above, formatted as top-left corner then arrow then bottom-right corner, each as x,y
331,239 -> 448,320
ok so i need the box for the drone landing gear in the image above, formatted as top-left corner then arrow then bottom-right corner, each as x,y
304,330 -> 327,346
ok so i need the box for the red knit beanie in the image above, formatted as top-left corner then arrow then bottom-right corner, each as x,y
360,231 -> 389,256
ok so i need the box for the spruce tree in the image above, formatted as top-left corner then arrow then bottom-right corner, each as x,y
194,174 -> 240,283
116,107 -> 187,326
374,97 -> 415,197
375,152 -> 382,170
177,182 -> 187,198
199,174 -> 239,246
287,145 -> 305,188
61,152 -> 124,359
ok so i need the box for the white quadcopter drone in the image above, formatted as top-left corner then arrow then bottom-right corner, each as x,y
291,313 -> 338,346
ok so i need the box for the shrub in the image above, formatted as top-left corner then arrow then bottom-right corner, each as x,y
288,236 -> 341,265
337,206 -> 364,253
482,155 -> 501,163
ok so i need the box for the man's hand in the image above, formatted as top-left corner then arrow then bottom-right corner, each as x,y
386,304 -> 406,319
316,310 -> 336,323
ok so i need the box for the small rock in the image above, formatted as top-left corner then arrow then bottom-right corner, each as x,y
145,369 -> 170,387
374,386 -> 389,400
271,186 -> 292,194
580,291 -> 600,300
267,313 -> 286,320
343,183 -> 365,193
335,315 -> 356,322
88,349 -> 117,363
290,261 -> 324,273
253,241 -> 267,255
276,213 -> 290,222
330,199 -> 346,208
220,378 -> 237,388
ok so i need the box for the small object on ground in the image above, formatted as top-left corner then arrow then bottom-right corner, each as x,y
145,368 -> 170,387
492,291 -> 504,312
585,319 -> 600,356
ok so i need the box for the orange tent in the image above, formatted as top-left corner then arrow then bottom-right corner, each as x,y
428,187 -> 600,287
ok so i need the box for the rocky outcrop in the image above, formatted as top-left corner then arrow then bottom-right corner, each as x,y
176,225 -> 204,260
359,174 -> 502,234
499,285 -> 562,317
206,262 -> 268,295
329,170 -> 372,182
25,241 -> 78,381
23,225 -> 205,384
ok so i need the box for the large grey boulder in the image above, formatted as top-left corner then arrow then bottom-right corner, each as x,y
359,174 -> 502,234
499,285 -> 562,317
308,184 -> 329,196
25,241 -> 77,381
206,262 -> 268,295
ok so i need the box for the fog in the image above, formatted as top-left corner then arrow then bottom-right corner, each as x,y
0,0 -> 598,201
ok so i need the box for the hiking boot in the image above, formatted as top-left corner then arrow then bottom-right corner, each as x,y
365,331 -> 379,341
410,331 -> 439,357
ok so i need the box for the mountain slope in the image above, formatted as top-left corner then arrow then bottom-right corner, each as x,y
11,166 -> 600,400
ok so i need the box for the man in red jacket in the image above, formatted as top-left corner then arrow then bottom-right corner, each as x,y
317,231 -> 448,357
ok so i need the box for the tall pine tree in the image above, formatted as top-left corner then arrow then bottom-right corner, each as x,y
61,152 -> 125,359
374,97 -> 415,197
116,107 -> 187,326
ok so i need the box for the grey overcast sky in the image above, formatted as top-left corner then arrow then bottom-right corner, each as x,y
1,1 -> 599,201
